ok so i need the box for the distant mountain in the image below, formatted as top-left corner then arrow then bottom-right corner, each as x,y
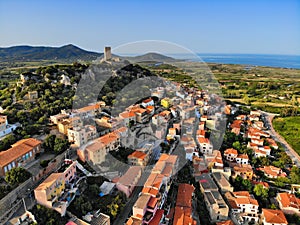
0,44 -> 102,62
0,44 -> 181,64
125,52 -> 177,63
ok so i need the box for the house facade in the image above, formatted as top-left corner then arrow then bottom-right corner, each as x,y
34,160 -> 78,216
0,138 -> 41,176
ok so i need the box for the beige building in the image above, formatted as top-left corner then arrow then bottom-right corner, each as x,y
199,173 -> 229,222
212,172 -> 233,193
50,113 -> 69,125
77,129 -> 121,165
34,160 -> 77,216
67,125 -> 97,147
128,150 -> 149,166
57,117 -> 83,135
276,192 -> 300,215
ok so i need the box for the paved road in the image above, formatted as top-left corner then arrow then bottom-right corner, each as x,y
260,110 -> 300,167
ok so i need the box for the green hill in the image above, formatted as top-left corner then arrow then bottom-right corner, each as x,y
0,44 -> 102,62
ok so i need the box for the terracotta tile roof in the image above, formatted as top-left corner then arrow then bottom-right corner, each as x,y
148,209 -> 164,225
159,110 -> 171,117
254,149 -> 268,156
147,196 -> 158,209
196,129 -> 206,136
0,138 -> 41,167
119,111 -> 136,119
277,192 -> 300,209
35,173 -> 61,191
144,173 -> 164,190
77,104 -> 100,113
237,154 -> 249,159
224,148 -> 238,156
128,151 -> 147,160
266,138 -> 278,147
259,166 -> 286,178
143,98 -> 153,103
142,187 -> 159,197
197,137 -> 210,144
173,206 -> 196,225
176,183 -> 194,208
262,209 -> 287,224
85,131 -> 119,153
230,120 -> 243,129
12,138 -> 41,148
126,216 -> 142,225
117,166 -> 141,186
146,105 -> 154,111
161,163 -> 173,177
233,164 -> 253,173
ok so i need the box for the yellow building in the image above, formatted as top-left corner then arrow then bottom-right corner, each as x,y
34,161 -> 77,216
161,98 -> 171,109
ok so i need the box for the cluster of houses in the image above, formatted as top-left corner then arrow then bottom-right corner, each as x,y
124,153 -> 197,225
2,63 -> 300,225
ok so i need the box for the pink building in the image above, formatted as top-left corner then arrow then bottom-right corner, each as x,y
34,160 -> 77,216
115,166 -> 142,198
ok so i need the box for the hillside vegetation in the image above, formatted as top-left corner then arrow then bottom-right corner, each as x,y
273,116 -> 300,156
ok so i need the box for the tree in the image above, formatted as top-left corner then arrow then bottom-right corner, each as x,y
290,166 -> 300,184
5,167 -> 31,185
242,179 -> 252,192
0,134 -> 17,151
232,141 -> 241,151
31,204 -> 68,225
43,135 -> 56,152
53,138 -> 70,154
253,184 -> 269,199
89,184 -> 100,196
43,135 -> 70,154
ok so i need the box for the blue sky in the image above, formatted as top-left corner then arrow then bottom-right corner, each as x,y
0,0 -> 299,54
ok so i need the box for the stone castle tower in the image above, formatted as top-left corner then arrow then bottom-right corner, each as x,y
104,46 -> 112,61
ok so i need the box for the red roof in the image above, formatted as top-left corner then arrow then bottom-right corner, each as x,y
148,209 -> 164,225
128,151 -> 147,160
176,183 -> 194,208
262,209 -> 288,224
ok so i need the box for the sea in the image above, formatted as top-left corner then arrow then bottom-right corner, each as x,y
195,54 -> 300,69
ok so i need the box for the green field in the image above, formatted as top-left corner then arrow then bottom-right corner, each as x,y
273,116 -> 300,156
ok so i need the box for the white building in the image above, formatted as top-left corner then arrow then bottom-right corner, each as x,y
197,137 -> 213,155
0,115 -> 18,138
67,125 -> 97,147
